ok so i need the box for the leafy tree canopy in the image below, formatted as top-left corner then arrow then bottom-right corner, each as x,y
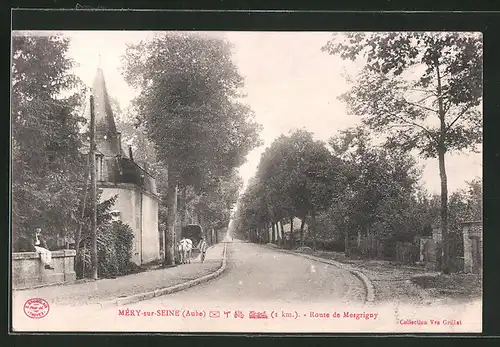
322,32 -> 482,158
121,32 -> 262,192
12,34 -> 87,248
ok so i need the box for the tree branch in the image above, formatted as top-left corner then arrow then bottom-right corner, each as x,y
443,99 -> 453,114
407,88 -> 438,95
403,99 -> 439,114
415,93 -> 437,104
445,105 -> 472,133
391,114 -> 439,145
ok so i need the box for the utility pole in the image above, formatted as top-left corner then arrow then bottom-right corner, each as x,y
89,92 -> 98,280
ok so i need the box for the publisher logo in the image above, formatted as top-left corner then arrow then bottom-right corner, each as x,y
24,298 -> 50,319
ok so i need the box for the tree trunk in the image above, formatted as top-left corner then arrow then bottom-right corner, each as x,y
164,165 -> 177,266
279,220 -> 285,247
367,225 -> 371,260
271,222 -> 276,243
344,222 -> 350,257
82,243 -> 86,278
290,217 -> 294,249
179,186 -> 187,229
300,216 -> 306,247
311,208 -> 317,251
438,147 -> 449,273
75,153 -> 90,277
268,222 -> 272,243
436,60 -> 450,274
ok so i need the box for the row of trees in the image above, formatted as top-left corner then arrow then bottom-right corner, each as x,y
233,127 -> 482,261
234,32 -> 482,272
120,32 -> 261,265
233,128 -> 423,255
115,114 -> 244,250
12,32 -> 259,275
322,32 -> 482,272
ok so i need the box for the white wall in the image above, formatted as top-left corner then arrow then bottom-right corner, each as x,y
100,187 -> 141,265
141,193 -> 160,264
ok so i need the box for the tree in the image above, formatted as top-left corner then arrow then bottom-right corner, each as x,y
12,34 -> 86,250
286,131 -> 340,249
323,32 -> 482,273
234,177 -> 270,243
237,130 -> 341,249
449,177 -> 482,221
122,33 -> 261,265
76,193 -> 136,279
329,126 -> 422,258
252,135 -> 293,244
193,170 -> 243,243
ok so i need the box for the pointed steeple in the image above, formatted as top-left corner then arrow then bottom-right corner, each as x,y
91,67 -> 122,157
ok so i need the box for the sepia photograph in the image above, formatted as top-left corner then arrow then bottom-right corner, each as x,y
10,29 -> 483,333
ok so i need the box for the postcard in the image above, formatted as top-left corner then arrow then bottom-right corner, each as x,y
11,29 -> 483,333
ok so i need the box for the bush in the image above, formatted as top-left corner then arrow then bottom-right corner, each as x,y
303,239 -> 345,252
77,221 -> 138,279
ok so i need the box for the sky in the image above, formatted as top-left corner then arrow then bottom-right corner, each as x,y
33,30 -> 482,195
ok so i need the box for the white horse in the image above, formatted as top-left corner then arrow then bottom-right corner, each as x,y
178,238 -> 193,264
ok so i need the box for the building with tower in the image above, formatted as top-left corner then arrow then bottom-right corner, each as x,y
83,67 -> 163,265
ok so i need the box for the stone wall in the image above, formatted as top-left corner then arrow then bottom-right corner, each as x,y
416,228 -> 442,271
12,250 -> 76,289
462,221 -> 482,274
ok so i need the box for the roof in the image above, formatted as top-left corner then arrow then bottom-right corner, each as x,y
76,68 -> 157,192
83,68 -> 127,157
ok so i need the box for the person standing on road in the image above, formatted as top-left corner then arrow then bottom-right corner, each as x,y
197,236 -> 208,263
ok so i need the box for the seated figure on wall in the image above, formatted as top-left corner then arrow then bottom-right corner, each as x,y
34,228 -> 54,270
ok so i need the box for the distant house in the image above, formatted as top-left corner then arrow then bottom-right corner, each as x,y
81,67 -> 162,265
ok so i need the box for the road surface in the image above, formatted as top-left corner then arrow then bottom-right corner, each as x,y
15,240 -> 367,332
143,239 -> 366,306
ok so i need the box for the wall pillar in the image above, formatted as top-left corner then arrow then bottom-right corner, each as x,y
462,221 -> 482,274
